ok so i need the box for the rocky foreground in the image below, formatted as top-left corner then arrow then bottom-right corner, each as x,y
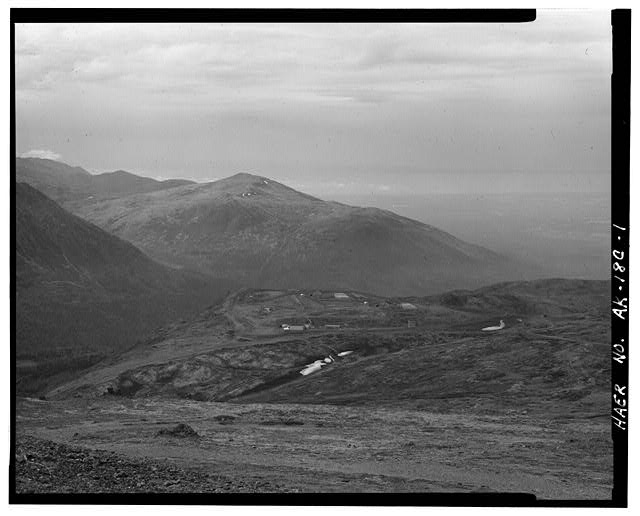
14,434 -> 284,494
14,397 -> 612,498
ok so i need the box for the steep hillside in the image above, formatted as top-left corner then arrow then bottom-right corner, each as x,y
16,158 -> 193,202
15,183 -> 231,394
70,172 -> 537,296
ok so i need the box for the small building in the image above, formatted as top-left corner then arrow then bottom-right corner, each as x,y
407,320 -> 417,328
400,302 -> 417,310
334,292 -> 349,299
284,325 -> 305,332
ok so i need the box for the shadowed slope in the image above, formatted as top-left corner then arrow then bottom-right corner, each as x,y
15,182 -> 231,394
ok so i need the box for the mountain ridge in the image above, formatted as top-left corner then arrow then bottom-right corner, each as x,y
69,172 -> 535,295
16,158 -> 542,296
16,157 -> 195,202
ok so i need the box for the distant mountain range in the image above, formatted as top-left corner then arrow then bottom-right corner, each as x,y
15,181 -> 230,393
16,157 -> 539,297
16,157 -> 194,202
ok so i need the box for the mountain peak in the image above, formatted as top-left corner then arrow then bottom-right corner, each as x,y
223,172 -> 270,184
106,169 -> 136,176
210,172 -> 282,195
207,172 -> 326,204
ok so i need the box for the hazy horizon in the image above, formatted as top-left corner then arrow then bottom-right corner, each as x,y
16,11 -> 611,196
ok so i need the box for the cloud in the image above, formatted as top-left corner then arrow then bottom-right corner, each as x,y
21,149 -> 62,161
14,16 -> 611,113
13,13 -> 611,192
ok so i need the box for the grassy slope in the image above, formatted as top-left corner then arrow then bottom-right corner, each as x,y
68,173 -> 537,296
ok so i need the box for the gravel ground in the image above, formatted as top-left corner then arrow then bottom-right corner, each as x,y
14,397 -> 613,498
14,434 -> 285,494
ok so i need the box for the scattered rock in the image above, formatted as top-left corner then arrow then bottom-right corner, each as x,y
15,435 -> 283,494
155,423 -> 199,438
214,415 -> 236,425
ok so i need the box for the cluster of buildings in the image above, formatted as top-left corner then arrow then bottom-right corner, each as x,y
281,319 -> 314,332
266,291 -> 422,333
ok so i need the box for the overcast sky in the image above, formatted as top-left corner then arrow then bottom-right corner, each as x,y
15,11 -> 611,196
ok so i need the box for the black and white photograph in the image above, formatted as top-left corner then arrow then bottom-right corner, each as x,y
9,7 -> 630,506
